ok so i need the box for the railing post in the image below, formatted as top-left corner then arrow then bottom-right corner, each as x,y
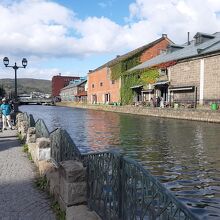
118,155 -> 123,220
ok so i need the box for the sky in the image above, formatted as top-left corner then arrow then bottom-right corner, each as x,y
0,0 -> 220,80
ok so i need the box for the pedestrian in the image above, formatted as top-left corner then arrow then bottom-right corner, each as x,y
9,100 -> 16,125
156,96 -> 161,107
0,99 -> 2,132
151,97 -> 156,107
0,98 -> 13,130
160,97 -> 164,108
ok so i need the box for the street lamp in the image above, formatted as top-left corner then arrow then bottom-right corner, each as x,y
3,57 -> 28,112
3,57 -> 27,99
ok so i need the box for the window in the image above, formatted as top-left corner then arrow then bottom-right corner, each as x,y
100,82 -> 103,87
160,69 -> 167,76
112,80 -> 115,84
92,84 -> 94,88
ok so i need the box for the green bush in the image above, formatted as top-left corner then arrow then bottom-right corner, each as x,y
22,144 -> 29,153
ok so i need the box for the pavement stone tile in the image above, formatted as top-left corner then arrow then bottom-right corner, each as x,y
0,130 -> 56,220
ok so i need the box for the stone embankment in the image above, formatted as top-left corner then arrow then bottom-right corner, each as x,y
16,113 -> 101,220
57,102 -> 220,123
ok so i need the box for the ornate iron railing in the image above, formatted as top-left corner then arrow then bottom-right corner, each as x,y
22,112 -> 35,127
35,119 -> 50,138
28,114 -> 35,127
50,128 -> 81,163
86,152 -> 121,219
121,156 -> 198,220
86,152 -> 199,220
22,112 -> 198,220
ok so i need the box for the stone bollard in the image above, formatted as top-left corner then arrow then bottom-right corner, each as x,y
19,120 -> 29,140
35,137 -> 51,162
58,160 -> 87,210
26,127 -> 36,144
16,113 -> 25,129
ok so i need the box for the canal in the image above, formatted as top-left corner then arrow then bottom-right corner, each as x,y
20,105 -> 220,219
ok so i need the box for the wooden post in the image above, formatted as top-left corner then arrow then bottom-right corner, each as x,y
194,86 -> 197,108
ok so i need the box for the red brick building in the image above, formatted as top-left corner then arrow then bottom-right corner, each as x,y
87,35 -> 173,104
52,75 -> 80,97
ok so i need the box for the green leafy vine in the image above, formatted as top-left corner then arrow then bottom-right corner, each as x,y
121,68 -> 159,105
110,52 -> 159,105
110,54 -> 141,80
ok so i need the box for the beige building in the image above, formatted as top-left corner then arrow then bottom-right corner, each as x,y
132,32 -> 220,106
60,79 -> 87,103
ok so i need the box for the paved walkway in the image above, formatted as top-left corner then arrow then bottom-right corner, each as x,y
0,130 -> 56,220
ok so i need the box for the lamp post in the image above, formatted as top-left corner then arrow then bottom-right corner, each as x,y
3,57 -> 28,112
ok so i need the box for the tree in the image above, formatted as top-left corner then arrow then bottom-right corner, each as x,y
0,85 -> 6,98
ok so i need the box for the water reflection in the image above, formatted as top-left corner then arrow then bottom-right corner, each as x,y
20,105 -> 220,219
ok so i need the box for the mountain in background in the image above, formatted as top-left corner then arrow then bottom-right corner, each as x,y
0,78 -> 51,95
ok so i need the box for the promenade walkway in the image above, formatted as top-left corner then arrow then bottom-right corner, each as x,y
0,130 -> 56,220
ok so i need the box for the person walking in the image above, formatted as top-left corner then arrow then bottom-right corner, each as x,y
0,98 -> 13,130
0,99 -> 2,132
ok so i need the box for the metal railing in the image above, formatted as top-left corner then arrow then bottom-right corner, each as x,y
35,119 -> 50,138
22,113 -> 198,220
50,128 -> 81,163
86,152 -> 198,220
23,112 -> 35,127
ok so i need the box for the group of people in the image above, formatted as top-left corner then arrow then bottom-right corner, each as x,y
0,98 -> 14,132
150,96 -> 164,108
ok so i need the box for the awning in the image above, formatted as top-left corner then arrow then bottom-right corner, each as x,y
141,89 -> 154,93
75,91 -> 87,97
153,80 -> 169,86
169,86 -> 194,91
130,85 -> 143,89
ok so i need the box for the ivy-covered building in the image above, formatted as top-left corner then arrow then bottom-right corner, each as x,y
87,35 -> 172,105
131,32 -> 220,106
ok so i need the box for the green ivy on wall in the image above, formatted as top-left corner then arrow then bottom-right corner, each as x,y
121,68 -> 159,105
121,73 -> 141,105
110,54 -> 141,80
139,68 -> 160,84
110,52 -> 159,105
111,62 -> 123,81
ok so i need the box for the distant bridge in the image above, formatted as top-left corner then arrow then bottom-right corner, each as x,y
19,98 -> 54,105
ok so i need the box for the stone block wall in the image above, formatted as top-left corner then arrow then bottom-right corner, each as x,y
59,161 -> 87,209
66,104 -> 220,123
169,54 -> 220,104
170,59 -> 200,102
204,55 -> 220,102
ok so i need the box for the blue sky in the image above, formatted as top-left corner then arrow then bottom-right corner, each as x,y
0,0 -> 220,80
54,0 -> 134,24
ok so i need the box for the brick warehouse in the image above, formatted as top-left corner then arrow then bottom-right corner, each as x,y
87,35 -> 172,104
52,75 -> 80,97
131,32 -> 220,106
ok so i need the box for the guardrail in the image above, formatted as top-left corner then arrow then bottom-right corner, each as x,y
35,119 -> 50,138
23,112 -> 35,127
50,128 -> 81,163
23,113 -> 199,220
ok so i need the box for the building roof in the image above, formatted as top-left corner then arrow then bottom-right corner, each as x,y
89,35 -> 173,73
130,32 -> 220,71
60,79 -> 87,91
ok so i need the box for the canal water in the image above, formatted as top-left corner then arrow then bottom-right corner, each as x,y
20,105 -> 220,219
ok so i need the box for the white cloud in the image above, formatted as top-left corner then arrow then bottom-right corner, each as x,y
1,0 -> 220,79
128,0 -> 220,43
